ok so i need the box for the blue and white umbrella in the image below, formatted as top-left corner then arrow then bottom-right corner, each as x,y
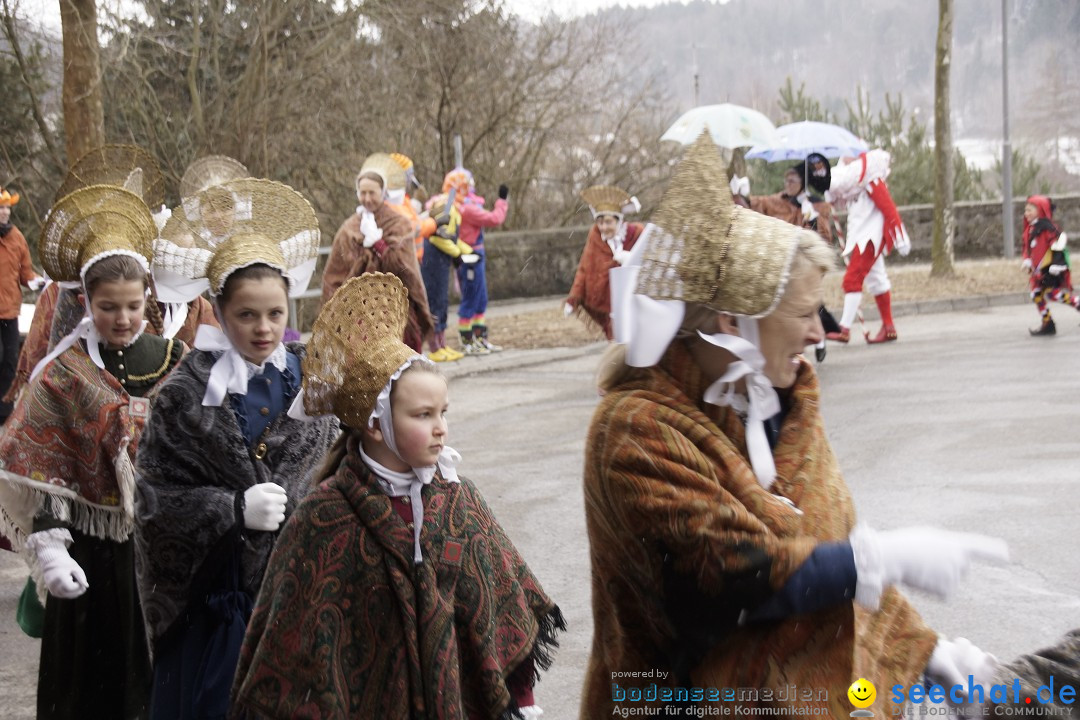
745,121 -> 868,161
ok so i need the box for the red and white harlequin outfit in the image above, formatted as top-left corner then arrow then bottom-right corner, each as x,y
825,149 -> 911,344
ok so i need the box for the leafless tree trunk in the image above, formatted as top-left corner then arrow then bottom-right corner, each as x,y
931,0 -> 955,277
1,0 -> 63,167
60,0 -> 104,163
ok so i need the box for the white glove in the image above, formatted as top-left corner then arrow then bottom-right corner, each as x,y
359,211 -> 383,248
613,248 -> 632,266
563,302 -> 574,317
926,637 -> 998,703
800,198 -> 819,223
850,525 -> 1009,610
461,253 -> 479,264
518,706 -> 544,719
27,276 -> 46,292
1049,264 -> 1067,276
1021,258 -> 1033,272
894,227 -> 912,257
243,483 -> 288,532
729,175 -> 750,197
26,529 -> 89,599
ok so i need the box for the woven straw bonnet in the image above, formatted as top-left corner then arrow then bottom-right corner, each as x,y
157,178 -> 320,295
301,272 -> 417,429
581,185 -> 631,215
635,132 -> 801,318
358,153 -> 407,192
55,145 -> 165,209
40,185 -> 155,282
179,155 -> 249,199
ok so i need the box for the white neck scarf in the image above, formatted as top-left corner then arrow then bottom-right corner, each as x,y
697,318 -> 781,489
194,324 -> 287,406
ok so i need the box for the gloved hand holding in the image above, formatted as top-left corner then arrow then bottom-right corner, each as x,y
27,276 -> 46,292
461,253 -> 480,265
894,228 -> 912,257
926,636 -> 998,703
243,482 -> 288,532
1021,257 -> 1033,273
360,211 -> 383,249
563,302 -> 574,317
850,525 -> 1009,610
27,529 -> 88,599
1049,264 -> 1067,276
729,175 -> 750,198
498,184 -> 509,201
613,248 -> 632,266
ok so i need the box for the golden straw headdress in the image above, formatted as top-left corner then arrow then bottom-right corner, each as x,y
55,145 -> 165,209
358,152 -> 407,192
301,272 -> 417,429
179,155 -> 250,199
635,132 -> 800,317
581,185 -> 632,216
155,178 -> 320,296
39,185 -> 156,283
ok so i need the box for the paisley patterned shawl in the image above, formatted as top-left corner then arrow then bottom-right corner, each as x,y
231,443 -> 564,720
133,342 -> 338,649
0,341 -> 165,548
580,341 -> 936,717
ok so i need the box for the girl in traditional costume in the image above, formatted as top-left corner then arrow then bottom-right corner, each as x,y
0,185 -> 185,720
132,179 -> 338,720
564,185 -> 643,340
580,134 -> 1008,717
231,272 -> 563,719
1020,195 -> 1077,336
321,153 -> 433,352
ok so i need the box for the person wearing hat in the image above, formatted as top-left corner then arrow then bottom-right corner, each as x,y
322,153 -> 434,352
0,186 -> 45,422
1020,195 -> 1078,336
824,148 -> 911,344
232,272 -> 563,719
132,179 -> 337,720
442,167 -> 510,354
564,185 -> 643,340
0,185 -> 185,720
580,134 -> 1007,717
386,151 -> 433,262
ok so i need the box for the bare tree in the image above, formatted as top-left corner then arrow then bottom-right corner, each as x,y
931,0 -> 955,277
60,0 -> 103,162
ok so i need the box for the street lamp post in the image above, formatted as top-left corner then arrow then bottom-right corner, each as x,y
1001,0 -> 1015,258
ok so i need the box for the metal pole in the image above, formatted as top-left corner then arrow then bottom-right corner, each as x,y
1001,0 -> 1015,258
453,134 -> 463,169
692,43 -> 700,106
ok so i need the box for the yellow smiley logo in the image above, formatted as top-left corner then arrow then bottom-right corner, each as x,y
847,678 -> 876,708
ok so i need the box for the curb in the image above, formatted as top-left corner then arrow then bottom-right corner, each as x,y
436,290 -> 1032,378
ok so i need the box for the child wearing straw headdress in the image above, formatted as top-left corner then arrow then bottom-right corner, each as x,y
0,185 -> 185,720
232,272 -> 564,720
321,153 -> 433,352
132,179 -> 338,720
564,185 -> 642,340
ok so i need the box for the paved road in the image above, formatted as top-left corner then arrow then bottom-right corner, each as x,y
2,301 -> 1079,718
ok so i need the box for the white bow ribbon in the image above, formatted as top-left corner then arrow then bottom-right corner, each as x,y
161,302 -> 189,340
194,324 -> 250,406
698,326 -> 780,489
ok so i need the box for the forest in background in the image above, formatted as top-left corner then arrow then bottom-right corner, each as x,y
1,0 -> 1077,251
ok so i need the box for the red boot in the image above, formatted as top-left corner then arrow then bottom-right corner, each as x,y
865,325 -> 898,343
825,326 -> 850,343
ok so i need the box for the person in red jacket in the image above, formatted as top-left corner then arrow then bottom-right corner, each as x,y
0,187 -> 44,423
1021,195 -> 1077,336
564,185 -> 643,340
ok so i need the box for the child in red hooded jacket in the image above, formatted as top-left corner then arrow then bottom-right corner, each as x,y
1021,195 -> 1077,336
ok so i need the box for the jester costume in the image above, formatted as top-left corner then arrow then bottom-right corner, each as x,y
1022,195 -> 1076,336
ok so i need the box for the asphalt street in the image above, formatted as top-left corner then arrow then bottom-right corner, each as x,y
2,301 -> 1079,718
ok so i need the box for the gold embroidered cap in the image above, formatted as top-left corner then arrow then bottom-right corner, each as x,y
635,132 -> 801,317
581,185 -> 632,216
179,155 -> 250,198
55,145 -> 165,209
156,178 -> 320,295
301,272 -> 417,429
40,185 -> 156,283
358,152 -> 407,192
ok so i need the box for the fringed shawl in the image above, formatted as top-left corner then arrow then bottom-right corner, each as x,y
581,341 -> 936,717
0,339 -> 177,550
231,442 -> 564,720
133,343 -> 338,650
